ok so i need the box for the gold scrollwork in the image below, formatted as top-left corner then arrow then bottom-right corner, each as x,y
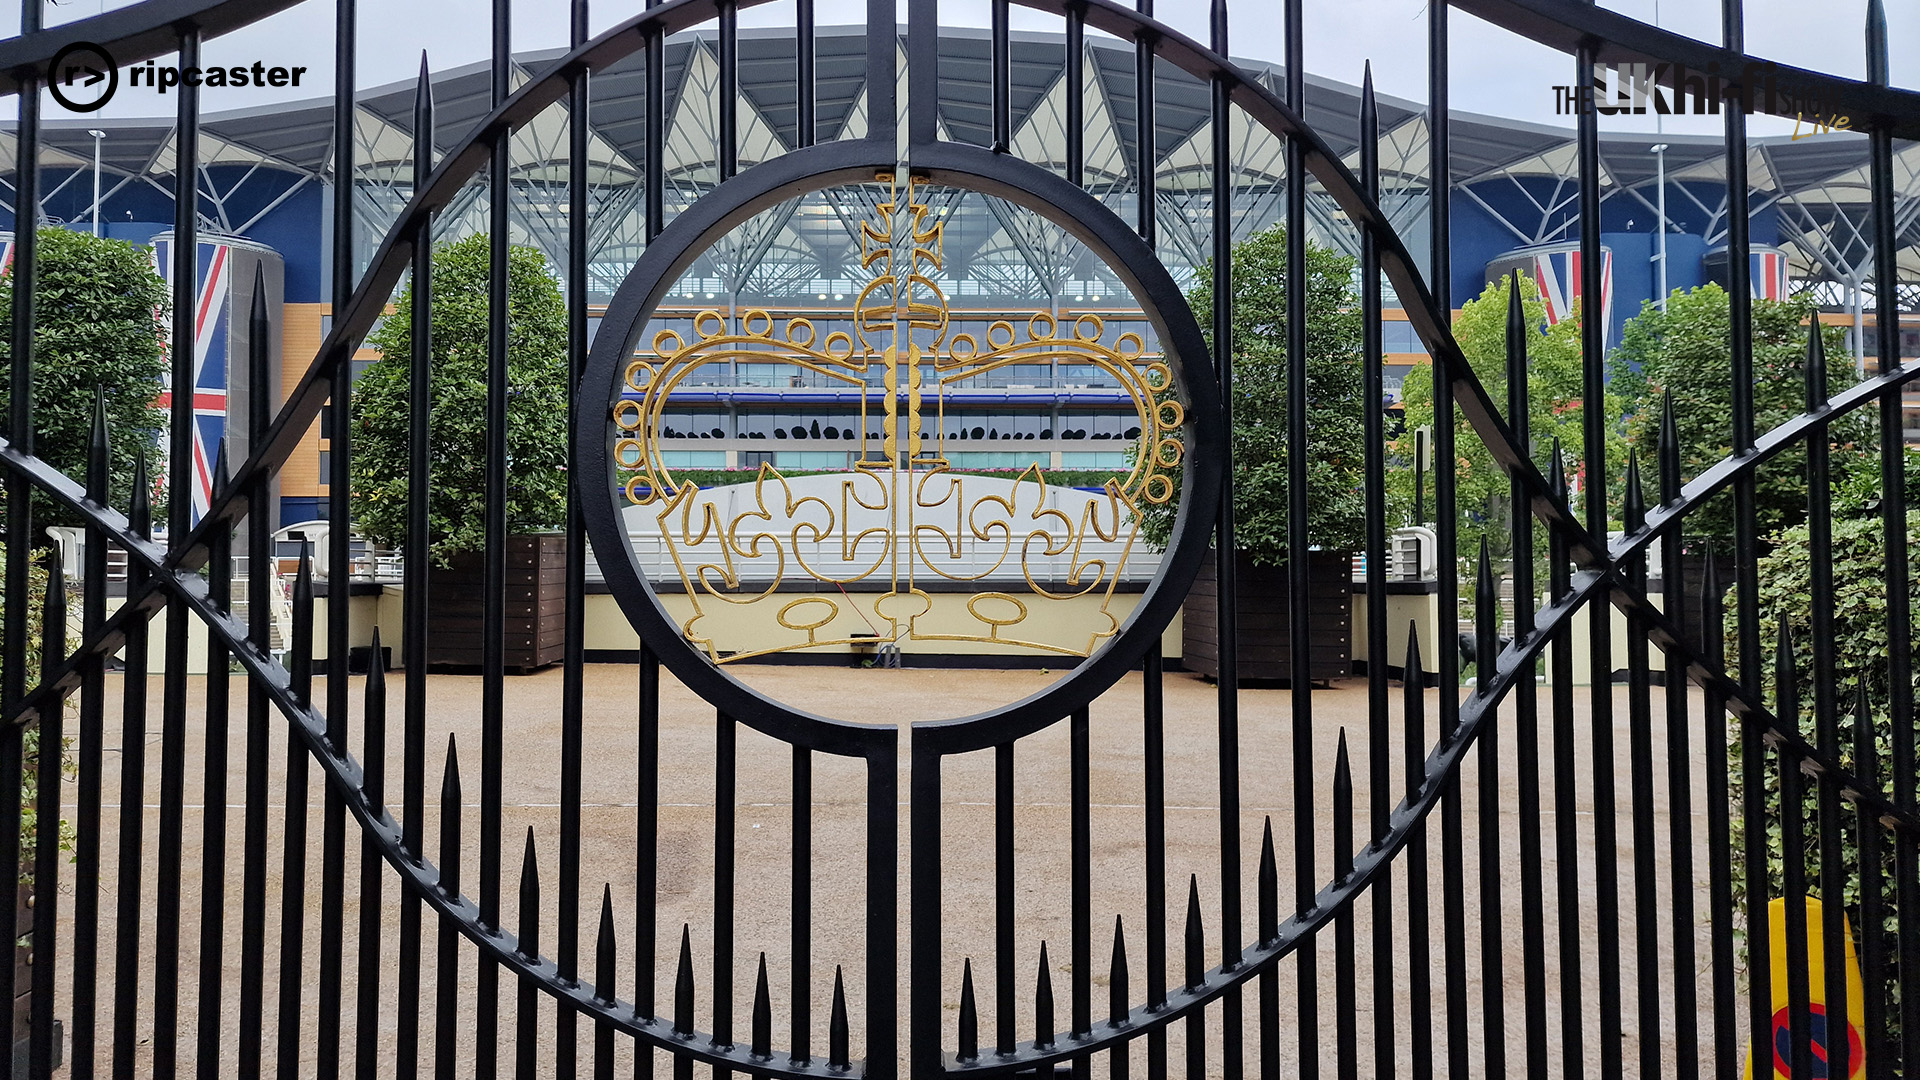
612,174 -> 1188,662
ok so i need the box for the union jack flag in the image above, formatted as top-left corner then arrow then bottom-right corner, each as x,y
1527,245 -> 1614,346
1754,248 -> 1790,302
153,238 -> 233,527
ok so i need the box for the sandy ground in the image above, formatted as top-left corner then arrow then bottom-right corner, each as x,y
35,663 -> 1743,1077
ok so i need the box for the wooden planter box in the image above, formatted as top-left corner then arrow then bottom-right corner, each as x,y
1182,549 -> 1354,684
425,533 -> 566,673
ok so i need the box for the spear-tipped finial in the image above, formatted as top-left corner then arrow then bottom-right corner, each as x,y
673,924 -> 695,1036
593,884 -> 617,1004
1257,815 -> 1278,945
751,953 -> 772,1059
1034,941 -> 1055,1048
1184,875 -> 1205,989
1548,437 -> 1567,503
1805,318 -> 1828,412
88,386 -> 110,499
1622,449 -> 1645,529
1658,392 -> 1682,505
1475,537 -> 1498,685
1867,0 -> 1890,87
1109,916 -> 1130,1025
128,454 -> 151,536
957,957 -> 978,1060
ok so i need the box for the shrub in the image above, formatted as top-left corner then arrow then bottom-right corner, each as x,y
1137,223 -> 1366,562
351,235 -> 570,564
0,227 -> 169,521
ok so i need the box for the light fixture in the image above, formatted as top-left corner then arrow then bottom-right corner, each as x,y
87,130 -> 105,237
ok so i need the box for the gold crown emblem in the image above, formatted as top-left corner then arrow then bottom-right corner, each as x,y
609,175 -> 1186,662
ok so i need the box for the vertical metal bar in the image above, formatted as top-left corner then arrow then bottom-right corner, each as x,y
1699,552 -> 1738,1080
635,647 -> 659,1078
989,0 -> 1009,151
70,395 -> 109,1080
594,886 -> 617,1080
1776,626 -> 1812,1080
1721,2 -> 1771,1068
1183,877 -> 1205,1080
866,740 -> 899,1079
1071,706 -> 1092,1080
558,4 -> 591,1075
29,549 -> 66,1080
111,467 -> 152,1080
795,0 -> 815,148
238,275 -> 273,1080
718,0 -> 737,181
996,742 -> 1016,1055
1622,457 -> 1662,1080
321,0 -> 358,1063
1,19 -> 41,1063
1658,399 -> 1700,1080
1404,628 -> 1433,1080
1065,4 -> 1084,189
1109,920 -> 1130,1080
673,926 -> 694,1080
277,544 -> 314,1080
1804,322 -> 1848,1080
153,32 -> 203,1078
1359,66 -> 1395,1080
1546,446 -> 1584,1077
1279,0 -> 1315,1064
1504,274 -> 1546,1080
643,0 -> 664,243
1852,684 -> 1888,1080
478,0 -> 513,1070
1142,648 -> 1167,1076
1473,542 -> 1506,1080
398,51 -> 435,1080
1132,0 -> 1154,244
1206,4 -> 1246,1076
714,711 -> 738,1072
358,632 -> 387,1080
193,451 -> 232,1080
517,829 -> 542,1080
1864,5 -> 1919,1070
910,736 -> 946,1080
1572,32 -> 1621,1080
436,737 -> 463,1080
1333,735 -> 1356,1080
906,0 -> 936,151
791,745 -> 812,1064
1258,822 -> 1277,1080
1428,6 -> 1466,1069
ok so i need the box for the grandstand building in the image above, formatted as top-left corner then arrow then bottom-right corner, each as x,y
6,25 -> 1917,532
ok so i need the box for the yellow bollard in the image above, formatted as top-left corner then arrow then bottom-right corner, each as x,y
1744,896 -> 1866,1080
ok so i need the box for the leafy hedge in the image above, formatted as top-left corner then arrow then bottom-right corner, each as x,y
1728,494 -> 1919,1023
1137,223 -> 1366,562
0,227 -> 168,523
351,235 -> 570,565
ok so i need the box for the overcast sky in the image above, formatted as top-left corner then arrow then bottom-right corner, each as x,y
12,0 -> 1918,137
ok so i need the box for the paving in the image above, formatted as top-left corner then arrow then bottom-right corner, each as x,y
42,663 -> 1735,1077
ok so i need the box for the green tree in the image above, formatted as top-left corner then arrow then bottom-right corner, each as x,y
0,228 -> 169,521
1138,223 -> 1367,561
1612,284 -> 1863,545
352,234 -> 570,564
1390,274 -> 1617,570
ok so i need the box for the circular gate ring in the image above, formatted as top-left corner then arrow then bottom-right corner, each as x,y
579,141 -> 1224,754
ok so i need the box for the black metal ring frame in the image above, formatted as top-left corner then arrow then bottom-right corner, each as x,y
3,0 -> 1920,1074
579,142 -> 1225,751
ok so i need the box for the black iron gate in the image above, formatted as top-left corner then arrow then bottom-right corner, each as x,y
1,0 -> 1919,1076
